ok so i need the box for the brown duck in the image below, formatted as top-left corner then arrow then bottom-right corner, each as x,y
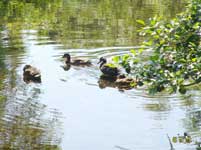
62,53 -> 92,66
23,65 -> 41,83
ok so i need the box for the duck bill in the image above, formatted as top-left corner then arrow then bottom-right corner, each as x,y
97,60 -> 101,64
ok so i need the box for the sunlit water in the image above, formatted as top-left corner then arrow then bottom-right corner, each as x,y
1,0 -> 201,150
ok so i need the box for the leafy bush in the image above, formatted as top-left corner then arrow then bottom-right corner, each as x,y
114,0 -> 201,94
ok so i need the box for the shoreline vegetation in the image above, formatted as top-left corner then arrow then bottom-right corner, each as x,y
112,0 -> 201,94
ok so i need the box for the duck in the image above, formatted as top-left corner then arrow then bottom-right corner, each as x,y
98,57 -> 120,78
116,74 -> 144,88
115,75 -> 137,89
98,74 -> 135,91
23,65 -> 41,83
115,76 -> 136,85
177,132 -> 192,143
62,53 -> 92,66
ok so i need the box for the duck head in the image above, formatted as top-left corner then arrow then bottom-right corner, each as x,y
98,57 -> 107,67
62,53 -> 71,63
23,65 -> 31,72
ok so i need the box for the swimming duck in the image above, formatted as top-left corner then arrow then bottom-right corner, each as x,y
23,65 -> 41,83
177,132 -> 192,143
98,57 -> 120,77
115,75 -> 137,89
62,53 -> 92,66
116,74 -> 143,88
98,75 -> 135,90
115,77 -> 135,85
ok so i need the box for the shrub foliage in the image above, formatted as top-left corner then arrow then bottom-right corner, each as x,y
113,0 -> 201,94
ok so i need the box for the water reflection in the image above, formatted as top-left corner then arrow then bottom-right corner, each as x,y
1,0 -> 187,48
61,64 -> 71,71
49,0 -> 187,48
0,0 -> 196,150
98,76 -> 117,89
0,25 -> 62,149
0,82 -> 62,149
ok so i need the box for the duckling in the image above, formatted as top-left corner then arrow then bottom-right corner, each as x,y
177,132 -> 192,143
98,75 -> 133,90
116,74 -> 144,88
23,65 -> 41,83
115,77 -> 136,85
98,57 -> 120,77
62,53 -> 92,66
115,75 -> 137,89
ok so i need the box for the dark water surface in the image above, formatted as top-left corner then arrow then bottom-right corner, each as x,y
1,0 -> 201,150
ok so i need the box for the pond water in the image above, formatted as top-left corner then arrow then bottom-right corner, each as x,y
1,0 -> 201,150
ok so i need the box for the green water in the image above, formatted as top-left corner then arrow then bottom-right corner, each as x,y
1,0 -> 201,150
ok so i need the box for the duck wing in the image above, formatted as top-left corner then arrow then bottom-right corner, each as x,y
25,67 -> 41,77
101,65 -> 120,76
72,59 -> 91,65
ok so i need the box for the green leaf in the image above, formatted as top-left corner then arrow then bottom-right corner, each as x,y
150,54 -> 159,61
180,59 -> 186,63
144,40 -> 153,46
175,34 -> 180,39
176,71 -> 181,76
105,63 -> 117,68
136,19 -> 145,26
138,48 -> 144,54
133,58 -> 140,64
122,54 -> 130,62
112,56 -> 120,63
193,22 -> 200,29
192,58 -> 197,62
130,49 -> 136,56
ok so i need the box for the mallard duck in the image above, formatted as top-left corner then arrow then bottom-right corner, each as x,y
62,53 -> 92,66
98,57 -> 120,77
23,65 -> 41,83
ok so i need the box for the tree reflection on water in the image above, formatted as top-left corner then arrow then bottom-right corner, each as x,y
0,84 -> 63,150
